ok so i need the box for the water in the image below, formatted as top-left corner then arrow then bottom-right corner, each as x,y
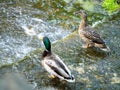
0,0 -> 120,90
0,1 -> 70,66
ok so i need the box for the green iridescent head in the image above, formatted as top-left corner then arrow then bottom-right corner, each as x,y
43,36 -> 51,52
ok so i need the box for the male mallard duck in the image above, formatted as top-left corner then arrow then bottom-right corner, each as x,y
75,10 -> 110,52
41,36 -> 75,82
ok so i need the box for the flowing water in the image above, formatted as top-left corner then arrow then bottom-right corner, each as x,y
0,0 -> 120,90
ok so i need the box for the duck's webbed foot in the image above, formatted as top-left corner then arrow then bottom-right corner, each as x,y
48,75 -> 56,79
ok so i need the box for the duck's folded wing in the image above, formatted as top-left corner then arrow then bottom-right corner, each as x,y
44,59 -> 71,79
83,28 -> 105,44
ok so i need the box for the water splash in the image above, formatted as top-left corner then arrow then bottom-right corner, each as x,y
0,4 -> 70,66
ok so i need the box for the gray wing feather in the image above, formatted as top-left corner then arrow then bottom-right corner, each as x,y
45,55 -> 70,78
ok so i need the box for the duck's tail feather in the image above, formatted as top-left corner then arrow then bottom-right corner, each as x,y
100,45 -> 110,52
64,75 -> 75,82
95,43 -> 110,52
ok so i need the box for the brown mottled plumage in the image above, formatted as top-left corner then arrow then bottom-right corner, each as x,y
76,10 -> 110,51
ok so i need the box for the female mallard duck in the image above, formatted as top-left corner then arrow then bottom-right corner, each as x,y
76,10 -> 110,52
41,36 -> 75,82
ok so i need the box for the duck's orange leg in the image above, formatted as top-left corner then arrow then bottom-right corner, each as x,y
88,43 -> 94,47
48,75 -> 56,79
82,44 -> 89,48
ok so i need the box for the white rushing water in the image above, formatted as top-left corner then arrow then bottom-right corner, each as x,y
0,5 -> 70,66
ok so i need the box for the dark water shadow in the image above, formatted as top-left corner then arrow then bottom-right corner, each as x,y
34,70 -> 85,90
42,78 -> 85,90
85,47 -> 110,58
77,47 -> 110,59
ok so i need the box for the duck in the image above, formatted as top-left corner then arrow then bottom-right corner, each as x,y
41,36 -> 75,82
75,10 -> 110,52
